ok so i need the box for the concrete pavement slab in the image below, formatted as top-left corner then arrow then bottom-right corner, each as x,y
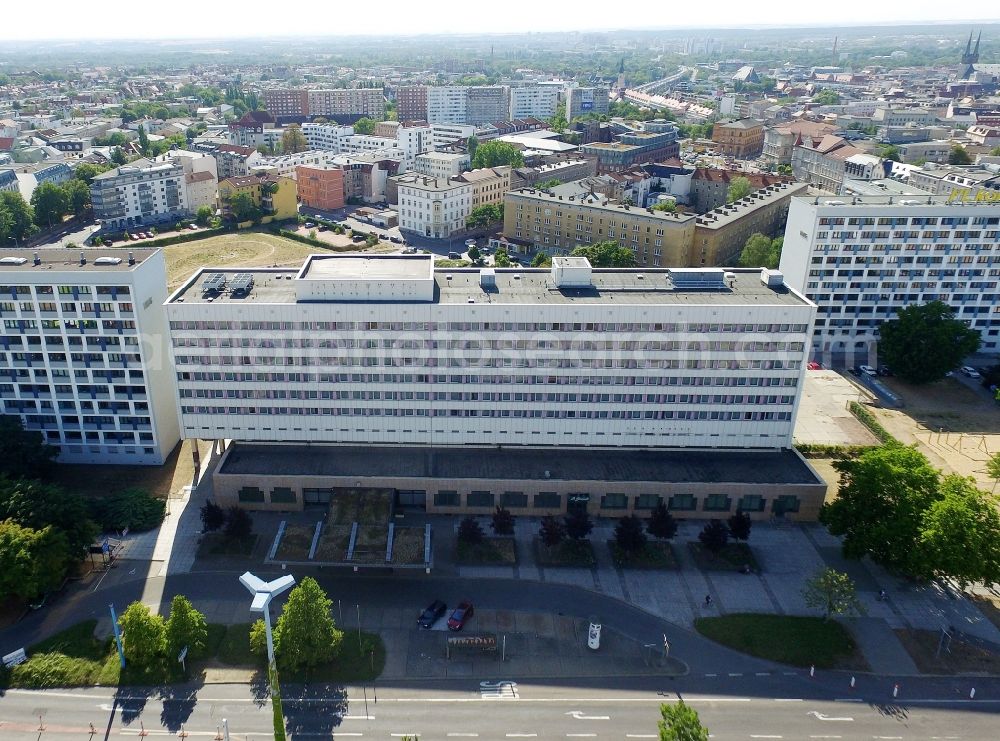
843,616 -> 919,674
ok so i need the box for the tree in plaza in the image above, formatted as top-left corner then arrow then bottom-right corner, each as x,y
471,140 -> 524,169
877,301 -> 981,384
614,515 -> 647,553
165,594 -> 209,660
820,443 -> 941,576
802,568 -> 861,620
274,576 -> 343,672
467,244 -> 482,265
918,475 -> 1000,588
0,521 -> 70,601
564,508 -> 593,540
737,232 -> 781,269
727,510 -> 752,542
466,135 -> 480,159
195,205 -> 214,227
539,515 -> 565,547
353,117 -> 376,135
465,204 -> 502,229
30,181 -> 70,228
118,601 -> 166,667
570,240 -> 636,267
0,416 -> 58,480
949,144 -> 972,165
200,500 -> 225,532
64,179 -> 92,216
281,125 -> 308,154
647,501 -> 677,540
493,246 -> 512,267
658,700 -> 709,741
0,475 -> 97,561
491,506 -> 515,536
531,251 -> 551,267
988,452 -> 1000,494
458,515 -> 484,545
223,506 -> 253,542
726,176 -> 752,203
698,519 -> 729,555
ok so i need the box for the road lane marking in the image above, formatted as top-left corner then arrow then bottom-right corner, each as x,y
565,711 -> 611,720
566,735 -> 597,738
807,711 -> 854,722
505,734 -> 537,738
809,736 -> 843,739
728,672 -> 743,677
704,673 -> 717,677
749,736 -> 782,739
390,735 -> 418,738
447,734 -> 479,737
755,672 -> 771,676
774,699 -> 803,702
834,698 -> 863,703
342,715 -> 374,720
625,736 -> 657,739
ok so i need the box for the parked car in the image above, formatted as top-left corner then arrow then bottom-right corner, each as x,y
304,222 -> 316,228
960,366 -> 982,379
448,252 -> 461,260
188,224 -> 199,231
806,361 -> 822,370
858,365 -> 877,376
352,235 -> 366,242
877,366 -> 893,377
418,599 -> 447,629
447,600 -> 475,631
389,236 -> 402,243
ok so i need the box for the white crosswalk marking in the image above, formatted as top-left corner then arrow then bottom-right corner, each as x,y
480,680 -> 519,699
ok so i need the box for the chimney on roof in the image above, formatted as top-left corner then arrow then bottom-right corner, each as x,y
33,252 -> 40,266
79,251 -> 86,266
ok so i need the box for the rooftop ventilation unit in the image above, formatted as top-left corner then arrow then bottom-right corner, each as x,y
667,268 -> 727,290
480,268 -> 496,290
230,273 -> 254,295
0,256 -> 27,266
760,268 -> 784,288
94,256 -> 122,265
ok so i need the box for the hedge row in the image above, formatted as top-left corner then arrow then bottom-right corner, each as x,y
795,442 -> 878,459
847,401 -> 898,444
139,226 -> 232,249
275,229 -> 358,252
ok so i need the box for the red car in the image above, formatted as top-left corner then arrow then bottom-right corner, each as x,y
807,361 -> 822,370
447,600 -> 474,631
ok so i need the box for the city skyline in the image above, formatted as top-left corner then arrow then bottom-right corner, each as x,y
1,2 -> 999,42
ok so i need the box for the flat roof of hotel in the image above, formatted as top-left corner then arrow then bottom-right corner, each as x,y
168,258 -> 810,307
218,443 -> 825,486
299,254 -> 431,281
0,248 -> 158,272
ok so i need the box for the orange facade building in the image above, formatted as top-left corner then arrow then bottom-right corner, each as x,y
296,165 -> 345,211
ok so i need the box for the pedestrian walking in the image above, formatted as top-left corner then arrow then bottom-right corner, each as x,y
704,594 -> 712,607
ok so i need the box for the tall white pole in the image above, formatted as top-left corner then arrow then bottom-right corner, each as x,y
263,602 -> 275,666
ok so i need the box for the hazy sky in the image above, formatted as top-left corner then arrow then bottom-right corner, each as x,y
1,0 -> 997,41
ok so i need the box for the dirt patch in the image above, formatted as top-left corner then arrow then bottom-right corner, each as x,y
314,524 -> 352,562
275,524 -> 317,561
392,527 -> 426,565
971,594 -> 1000,634
895,628 -> 1000,675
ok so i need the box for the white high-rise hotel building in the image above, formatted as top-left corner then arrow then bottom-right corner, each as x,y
0,249 -> 180,464
165,255 -> 815,451
780,196 -> 1000,354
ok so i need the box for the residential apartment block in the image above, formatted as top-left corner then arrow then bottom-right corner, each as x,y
689,168 -> 795,213
0,248 -> 179,465
413,151 -> 470,179
454,166 -> 511,208
762,120 -> 838,166
217,174 -> 297,222
165,254 -> 821,516
90,159 -> 187,230
301,123 -> 355,151
262,89 -> 309,118
692,182 -> 809,266
509,85 -> 561,120
396,175 -> 472,238
426,86 -> 511,125
711,119 -> 765,159
296,165 -> 345,211
307,88 -> 385,120
503,188 -> 697,266
581,122 -> 680,174
397,86 -> 429,122
566,87 -> 610,120
779,196 -> 1000,354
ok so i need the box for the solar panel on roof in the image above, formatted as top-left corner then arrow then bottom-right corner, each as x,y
201,273 -> 226,293
229,273 -> 254,294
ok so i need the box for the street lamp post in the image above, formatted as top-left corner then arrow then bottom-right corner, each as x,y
239,572 -> 295,668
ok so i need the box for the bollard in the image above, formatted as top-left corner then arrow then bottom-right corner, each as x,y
892,683 -> 899,699
850,676 -> 855,689
179,724 -> 189,739
38,715 -> 45,731
215,726 -> 223,741
139,721 -> 149,737
970,688 -> 976,699
810,664 -> 815,678
90,722 -> 96,735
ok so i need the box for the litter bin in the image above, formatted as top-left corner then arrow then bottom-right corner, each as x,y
588,616 -> 601,650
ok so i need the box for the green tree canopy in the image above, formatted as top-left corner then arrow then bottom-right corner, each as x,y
353,117 -> 376,135
878,301 -> 981,384
493,246 -> 512,267
820,443 -> 941,576
0,520 -> 70,601
467,135 -> 480,159
737,232 -> 781,269
110,147 -> 129,166
137,126 -> 150,156
166,594 -> 209,660
659,701 -> 709,741
0,475 -> 97,560
802,568 -> 861,620
64,179 -> 92,216
570,241 -> 636,267
919,475 -> 1000,587
195,205 -> 214,227
227,191 -> 260,223
274,576 -> 344,672
726,176 -> 753,203
0,416 -> 59,479
72,163 -> 110,184
119,601 -> 166,668
948,144 -> 972,165
281,125 -> 308,154
0,191 -> 37,243
877,144 -> 901,162
812,89 -> 841,105
30,181 -> 70,228
465,203 -> 503,229
652,201 -> 676,212
471,140 -> 524,169
531,251 -> 552,267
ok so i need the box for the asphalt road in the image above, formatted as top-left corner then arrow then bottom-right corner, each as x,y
2,677 -> 999,740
